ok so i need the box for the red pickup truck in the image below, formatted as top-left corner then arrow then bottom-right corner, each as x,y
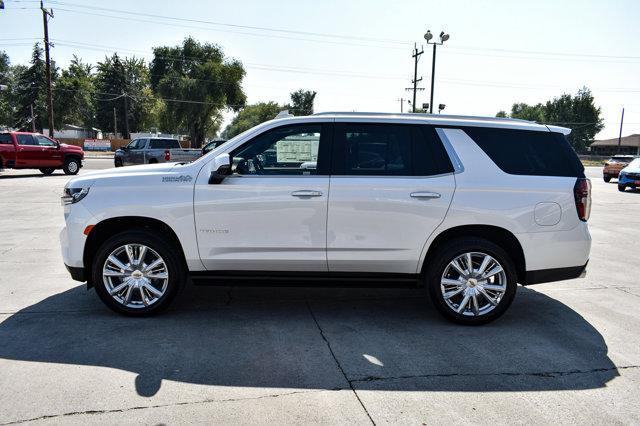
0,132 -> 84,175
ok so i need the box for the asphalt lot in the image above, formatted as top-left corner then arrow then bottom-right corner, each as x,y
0,161 -> 639,424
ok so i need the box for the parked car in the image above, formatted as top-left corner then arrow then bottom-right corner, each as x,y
114,138 -> 201,167
618,158 -> 640,192
201,139 -> 227,156
60,113 -> 591,325
0,131 -> 84,175
602,155 -> 636,182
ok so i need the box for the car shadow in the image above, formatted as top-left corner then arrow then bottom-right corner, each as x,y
0,173 -> 64,179
0,284 -> 617,397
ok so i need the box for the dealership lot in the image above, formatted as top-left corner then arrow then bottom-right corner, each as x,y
0,162 -> 639,424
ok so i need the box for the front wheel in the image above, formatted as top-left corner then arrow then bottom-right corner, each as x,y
618,185 -> 626,192
92,229 -> 185,316
39,168 -> 55,175
603,176 -> 611,183
63,157 -> 80,175
425,238 -> 517,325
114,158 -> 123,167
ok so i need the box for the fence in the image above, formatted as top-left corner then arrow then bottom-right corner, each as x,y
57,138 -> 191,151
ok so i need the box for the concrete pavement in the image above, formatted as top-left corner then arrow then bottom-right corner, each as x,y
0,162 -> 639,424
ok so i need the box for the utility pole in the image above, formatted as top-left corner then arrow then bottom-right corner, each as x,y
404,44 -> 424,113
397,98 -> 405,113
30,104 -> 36,132
122,92 -> 130,139
113,106 -> 117,138
424,30 -> 450,114
40,1 -> 54,137
617,107 -> 625,154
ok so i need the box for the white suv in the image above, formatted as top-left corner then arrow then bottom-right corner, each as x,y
60,113 -> 591,324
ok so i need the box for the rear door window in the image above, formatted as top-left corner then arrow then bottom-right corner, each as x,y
0,134 -> 12,144
333,123 -> 453,176
16,135 -> 36,146
463,127 -> 585,178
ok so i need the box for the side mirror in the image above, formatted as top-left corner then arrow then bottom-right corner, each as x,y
208,153 -> 232,184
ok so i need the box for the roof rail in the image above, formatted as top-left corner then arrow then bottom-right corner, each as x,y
312,111 -> 534,123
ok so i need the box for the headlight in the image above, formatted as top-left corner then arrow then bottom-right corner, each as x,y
61,187 -> 90,205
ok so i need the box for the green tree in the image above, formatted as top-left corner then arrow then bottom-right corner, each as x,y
13,43 -> 56,131
150,37 -> 246,147
288,89 -> 316,116
54,55 -> 95,129
497,87 -> 603,152
95,53 -> 158,137
0,51 -> 15,128
221,101 -> 282,139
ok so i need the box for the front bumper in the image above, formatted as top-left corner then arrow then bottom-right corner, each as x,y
619,174 -> 640,188
65,263 -> 86,282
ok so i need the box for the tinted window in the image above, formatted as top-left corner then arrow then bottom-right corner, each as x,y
464,128 -> 585,178
0,134 -> 11,144
231,124 -> 325,175
334,123 -> 453,176
16,135 -> 36,146
150,139 -> 180,149
35,135 -> 56,146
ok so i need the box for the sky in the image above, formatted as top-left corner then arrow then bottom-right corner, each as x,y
1,0 -> 639,139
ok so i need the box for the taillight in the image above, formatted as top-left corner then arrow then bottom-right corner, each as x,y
164,150 -> 170,161
574,178 -> 591,222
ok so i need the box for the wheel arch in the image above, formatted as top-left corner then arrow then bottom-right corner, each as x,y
83,216 -> 188,288
420,224 -> 526,284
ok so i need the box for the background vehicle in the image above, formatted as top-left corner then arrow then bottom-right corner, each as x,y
0,132 -> 84,175
618,158 -> 640,191
602,155 -> 636,182
114,137 -> 201,167
61,113 -> 591,325
201,139 -> 227,155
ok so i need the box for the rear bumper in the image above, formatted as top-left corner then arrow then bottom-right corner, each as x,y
524,261 -> 588,285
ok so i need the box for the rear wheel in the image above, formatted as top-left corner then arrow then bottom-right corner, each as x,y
148,158 -> 158,164
603,176 -> 611,183
39,168 -> 55,175
425,238 -> 517,325
618,185 -> 626,192
63,157 -> 80,175
92,229 -> 184,316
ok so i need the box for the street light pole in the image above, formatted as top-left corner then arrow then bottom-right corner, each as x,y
424,30 -> 450,114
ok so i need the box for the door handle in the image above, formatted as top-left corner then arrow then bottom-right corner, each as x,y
291,190 -> 323,197
410,191 -> 441,199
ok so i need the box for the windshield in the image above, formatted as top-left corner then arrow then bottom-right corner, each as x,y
627,158 -> 640,169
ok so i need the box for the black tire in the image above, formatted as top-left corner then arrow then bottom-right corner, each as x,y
603,176 -> 611,183
39,168 -> 55,175
92,229 -> 185,316
618,185 -> 626,192
63,157 -> 80,175
114,158 -> 123,167
148,158 -> 158,164
425,237 -> 518,325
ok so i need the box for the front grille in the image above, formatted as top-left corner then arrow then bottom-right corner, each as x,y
627,173 -> 640,179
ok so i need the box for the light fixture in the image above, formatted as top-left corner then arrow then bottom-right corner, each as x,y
424,30 -> 433,41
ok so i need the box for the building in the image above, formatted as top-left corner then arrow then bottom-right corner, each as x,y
42,124 -> 102,139
590,134 -> 640,156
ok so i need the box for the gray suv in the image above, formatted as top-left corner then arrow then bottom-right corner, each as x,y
114,138 -> 201,167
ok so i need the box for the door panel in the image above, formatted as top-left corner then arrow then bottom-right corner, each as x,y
34,135 -> 62,167
14,135 -> 41,167
327,122 -> 456,273
194,176 -> 329,271
194,122 -> 331,271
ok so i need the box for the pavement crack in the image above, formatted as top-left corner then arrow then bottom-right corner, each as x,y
306,301 -> 376,425
0,389 -> 332,425
350,365 -> 640,384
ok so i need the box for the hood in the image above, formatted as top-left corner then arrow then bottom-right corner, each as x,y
65,162 -> 184,189
59,143 -> 83,152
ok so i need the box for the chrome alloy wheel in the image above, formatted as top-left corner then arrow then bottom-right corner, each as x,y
102,244 -> 169,309
440,252 -> 507,317
67,160 -> 78,173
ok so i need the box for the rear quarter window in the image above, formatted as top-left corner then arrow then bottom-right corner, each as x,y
464,127 -> 585,178
0,134 -> 12,144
